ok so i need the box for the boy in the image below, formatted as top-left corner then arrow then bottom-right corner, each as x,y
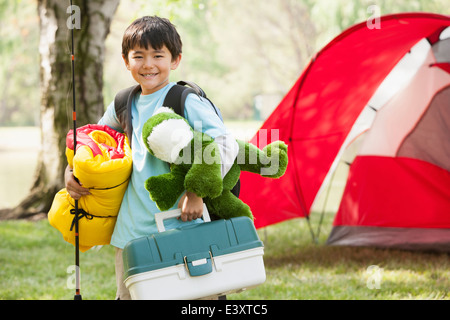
65,16 -> 239,299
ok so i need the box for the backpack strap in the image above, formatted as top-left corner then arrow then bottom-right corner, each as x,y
114,84 -> 141,146
178,80 -> 206,97
163,84 -> 196,118
164,81 -> 223,120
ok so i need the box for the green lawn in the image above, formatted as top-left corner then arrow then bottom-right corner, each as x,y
0,214 -> 448,300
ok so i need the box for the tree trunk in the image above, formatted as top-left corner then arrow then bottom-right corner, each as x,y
0,0 -> 120,220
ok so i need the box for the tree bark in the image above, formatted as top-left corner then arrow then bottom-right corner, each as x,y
0,0 -> 120,220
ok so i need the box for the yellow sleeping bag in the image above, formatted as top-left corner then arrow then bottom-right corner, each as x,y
48,124 -> 132,252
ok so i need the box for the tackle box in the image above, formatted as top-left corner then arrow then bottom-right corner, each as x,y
122,205 -> 266,300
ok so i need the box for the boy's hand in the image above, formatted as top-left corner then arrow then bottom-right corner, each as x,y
65,165 -> 91,200
178,191 -> 203,222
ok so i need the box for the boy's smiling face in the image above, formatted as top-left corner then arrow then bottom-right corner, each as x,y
123,45 -> 181,95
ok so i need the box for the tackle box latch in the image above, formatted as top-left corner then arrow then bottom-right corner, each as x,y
184,251 -> 213,277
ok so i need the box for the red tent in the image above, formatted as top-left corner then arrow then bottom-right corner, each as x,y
239,13 -> 450,251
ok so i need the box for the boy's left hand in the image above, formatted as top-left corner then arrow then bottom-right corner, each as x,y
178,191 -> 203,222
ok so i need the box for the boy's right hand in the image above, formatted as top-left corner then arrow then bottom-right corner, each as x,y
65,165 -> 91,200
178,191 -> 203,222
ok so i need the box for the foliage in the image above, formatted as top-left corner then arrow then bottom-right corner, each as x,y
105,0 -> 450,120
2,0 -> 450,124
0,0 -> 40,126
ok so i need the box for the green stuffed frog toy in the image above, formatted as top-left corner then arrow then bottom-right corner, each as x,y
142,107 -> 288,220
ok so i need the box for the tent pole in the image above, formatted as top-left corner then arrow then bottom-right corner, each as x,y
288,57 -> 318,243
315,164 -> 339,242
305,216 -> 317,244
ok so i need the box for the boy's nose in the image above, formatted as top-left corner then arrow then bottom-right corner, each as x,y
143,57 -> 155,69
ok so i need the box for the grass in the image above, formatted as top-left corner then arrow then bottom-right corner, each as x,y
235,212 -> 450,300
0,214 -> 448,300
0,219 -> 116,300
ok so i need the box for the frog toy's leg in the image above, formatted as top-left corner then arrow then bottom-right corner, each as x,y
145,164 -> 186,211
204,190 -> 253,220
236,139 -> 288,178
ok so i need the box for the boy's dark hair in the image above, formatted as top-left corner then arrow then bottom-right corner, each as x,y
122,16 -> 182,61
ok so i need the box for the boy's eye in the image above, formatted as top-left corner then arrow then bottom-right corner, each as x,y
155,55 -> 164,58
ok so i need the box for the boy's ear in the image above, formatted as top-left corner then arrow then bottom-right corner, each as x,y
171,54 -> 182,70
122,54 -> 130,70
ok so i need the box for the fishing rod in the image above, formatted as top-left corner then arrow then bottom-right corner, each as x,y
69,0 -> 82,301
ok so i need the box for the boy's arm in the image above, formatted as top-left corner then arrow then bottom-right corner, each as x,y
177,94 -> 239,220
184,94 -> 239,178
214,134 -> 239,178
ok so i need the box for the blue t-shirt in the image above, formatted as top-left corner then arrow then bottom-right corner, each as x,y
98,82 -> 229,249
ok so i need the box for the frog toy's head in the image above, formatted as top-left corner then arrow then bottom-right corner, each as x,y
142,107 -> 193,163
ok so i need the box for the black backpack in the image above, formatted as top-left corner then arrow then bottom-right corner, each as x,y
113,80 -> 240,197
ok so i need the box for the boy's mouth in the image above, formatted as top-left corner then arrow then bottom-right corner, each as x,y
141,73 -> 159,79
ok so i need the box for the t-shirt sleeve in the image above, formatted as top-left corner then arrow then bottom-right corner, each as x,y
97,100 -> 124,133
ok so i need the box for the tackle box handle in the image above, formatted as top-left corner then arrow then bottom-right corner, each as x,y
155,204 -> 211,232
